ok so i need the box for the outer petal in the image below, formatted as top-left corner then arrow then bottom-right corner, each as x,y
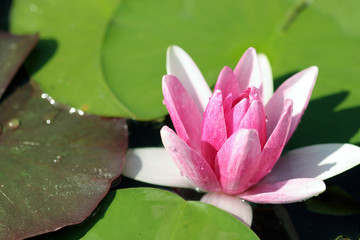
234,47 -> 263,95
201,90 -> 227,169
261,143 -> 360,183
216,129 -> 262,195
257,53 -> 273,104
214,66 -> 241,103
250,99 -> 293,184
163,75 -> 203,151
265,66 -> 318,142
161,126 -> 221,192
201,192 -> 253,227
239,178 -> 326,204
123,147 -> 195,188
166,45 -> 212,113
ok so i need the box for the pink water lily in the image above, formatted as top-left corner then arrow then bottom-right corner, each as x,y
123,46 -> 360,226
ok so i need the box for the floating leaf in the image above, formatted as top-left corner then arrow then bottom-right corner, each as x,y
0,31 -> 37,98
102,0 -> 360,124
9,0 -> 130,117
101,0 -> 291,119
10,0 -> 360,140
31,188 -> 259,240
305,185 -> 360,216
0,83 -> 128,239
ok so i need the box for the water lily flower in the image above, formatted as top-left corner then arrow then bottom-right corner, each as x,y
123,46 -> 360,226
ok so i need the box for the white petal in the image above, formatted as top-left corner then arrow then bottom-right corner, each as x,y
262,143 -> 360,183
200,192 -> 253,227
257,53 -> 273,104
166,45 -> 212,113
265,66 -> 318,142
239,178 -> 326,204
234,48 -> 263,95
122,147 -> 196,188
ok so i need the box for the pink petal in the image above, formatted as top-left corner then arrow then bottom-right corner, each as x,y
201,192 -> 253,227
238,99 -> 267,147
216,129 -> 262,195
201,90 -> 227,169
261,143 -> 360,183
166,45 -> 212,113
123,148 -> 195,188
239,178 -> 326,204
257,53 -> 273,104
161,126 -> 221,192
225,98 -> 250,136
214,66 -> 241,104
250,99 -> 293,184
234,47 -> 263,95
163,75 -> 203,151
222,93 -> 233,116
265,66 -> 318,142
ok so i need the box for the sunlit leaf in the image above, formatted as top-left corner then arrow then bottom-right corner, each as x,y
10,0 -> 360,128
0,83 -> 128,239
102,0 -> 360,126
31,188 -> 259,240
101,0 -> 291,119
9,0 -> 130,117
0,31 -> 37,98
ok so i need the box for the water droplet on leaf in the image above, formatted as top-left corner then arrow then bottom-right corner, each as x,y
77,110 -> 85,116
43,111 -> 59,125
7,119 -> 20,129
69,107 -> 76,114
53,156 -> 62,163
41,92 -> 56,105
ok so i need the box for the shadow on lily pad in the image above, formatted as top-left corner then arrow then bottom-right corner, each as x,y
274,72 -> 360,150
0,0 -> 11,31
25,39 -> 58,76
286,91 -> 360,150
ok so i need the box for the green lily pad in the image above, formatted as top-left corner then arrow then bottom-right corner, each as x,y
305,185 -> 360,216
32,188 -> 259,240
9,0 -> 132,117
102,0 -> 360,128
102,0 -> 292,119
0,83 -> 128,239
0,31 -> 37,98
10,0 -> 360,141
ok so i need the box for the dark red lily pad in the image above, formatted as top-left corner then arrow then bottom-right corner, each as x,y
0,31 -> 38,99
0,83 -> 128,239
